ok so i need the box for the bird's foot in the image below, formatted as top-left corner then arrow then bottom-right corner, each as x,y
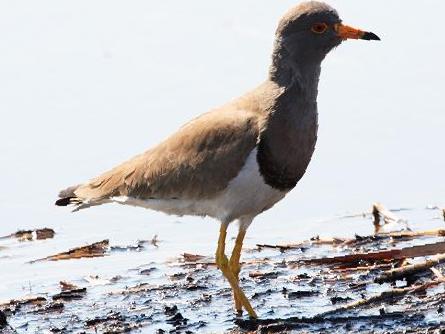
216,254 -> 257,318
229,258 -> 242,312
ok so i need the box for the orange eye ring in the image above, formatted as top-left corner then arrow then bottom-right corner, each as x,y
311,22 -> 328,34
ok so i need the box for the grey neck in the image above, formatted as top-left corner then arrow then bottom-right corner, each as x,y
257,42 -> 322,191
269,39 -> 322,98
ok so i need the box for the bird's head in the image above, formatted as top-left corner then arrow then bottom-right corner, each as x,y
273,1 -> 380,71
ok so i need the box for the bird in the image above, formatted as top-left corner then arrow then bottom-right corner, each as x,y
56,1 -> 380,319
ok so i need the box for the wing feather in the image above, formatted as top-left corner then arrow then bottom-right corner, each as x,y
73,108 -> 262,204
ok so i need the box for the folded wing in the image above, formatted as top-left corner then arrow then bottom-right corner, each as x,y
60,108 -> 262,209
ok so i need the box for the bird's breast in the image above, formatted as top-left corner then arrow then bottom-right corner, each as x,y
257,107 -> 318,191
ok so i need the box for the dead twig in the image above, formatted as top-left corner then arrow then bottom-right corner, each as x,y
372,203 -> 409,234
336,229 -> 445,247
52,288 -> 86,301
0,228 -> 55,241
259,228 -> 445,253
339,229 -> 445,250
331,262 -> 395,273
30,240 -> 109,263
0,296 -> 46,309
295,241 -> 445,266
257,236 -> 347,251
374,253 -> 445,283
110,283 -> 177,295
182,253 -> 206,262
59,281 -> 79,291
380,229 -> 445,238
256,243 -> 302,251
151,234 -> 159,247
249,271 -> 280,279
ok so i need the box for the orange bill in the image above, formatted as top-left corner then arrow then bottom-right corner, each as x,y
335,23 -> 380,41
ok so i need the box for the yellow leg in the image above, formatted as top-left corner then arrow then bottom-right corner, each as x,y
216,224 -> 257,318
229,228 -> 246,313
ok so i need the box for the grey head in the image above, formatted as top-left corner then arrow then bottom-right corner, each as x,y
258,2 -> 380,191
270,1 -> 380,84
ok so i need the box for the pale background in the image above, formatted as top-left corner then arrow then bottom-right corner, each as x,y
0,1 -> 444,299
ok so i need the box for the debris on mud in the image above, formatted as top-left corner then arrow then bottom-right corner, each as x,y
0,228 -> 55,241
182,252 -> 207,263
52,288 -> 86,301
0,295 -> 47,311
372,202 -> 410,233
0,309 -> 8,327
111,240 -> 146,252
59,281 -> 79,291
249,270 -> 280,280
31,239 -> 109,262
2,203 -> 445,333
151,234 -> 160,247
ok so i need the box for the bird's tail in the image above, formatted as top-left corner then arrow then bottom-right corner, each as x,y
55,185 -> 84,209
55,183 -> 108,211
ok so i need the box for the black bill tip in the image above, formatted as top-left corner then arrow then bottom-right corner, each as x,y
361,31 -> 381,41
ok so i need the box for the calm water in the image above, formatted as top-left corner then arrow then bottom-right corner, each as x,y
0,1 -> 444,302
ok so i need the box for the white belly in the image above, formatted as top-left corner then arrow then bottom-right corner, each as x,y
111,148 -> 286,223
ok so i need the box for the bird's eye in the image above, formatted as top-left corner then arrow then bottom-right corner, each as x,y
311,23 -> 328,34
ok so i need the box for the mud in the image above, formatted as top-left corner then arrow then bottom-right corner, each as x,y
1,204 -> 445,333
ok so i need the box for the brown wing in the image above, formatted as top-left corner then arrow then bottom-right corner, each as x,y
73,108 -> 262,203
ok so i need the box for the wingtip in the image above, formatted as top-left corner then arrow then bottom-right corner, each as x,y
55,197 -> 74,206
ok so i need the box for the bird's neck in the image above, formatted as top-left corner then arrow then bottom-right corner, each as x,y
256,46 -> 322,191
269,43 -> 322,99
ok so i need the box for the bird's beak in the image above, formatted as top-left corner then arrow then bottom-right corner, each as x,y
335,23 -> 380,41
